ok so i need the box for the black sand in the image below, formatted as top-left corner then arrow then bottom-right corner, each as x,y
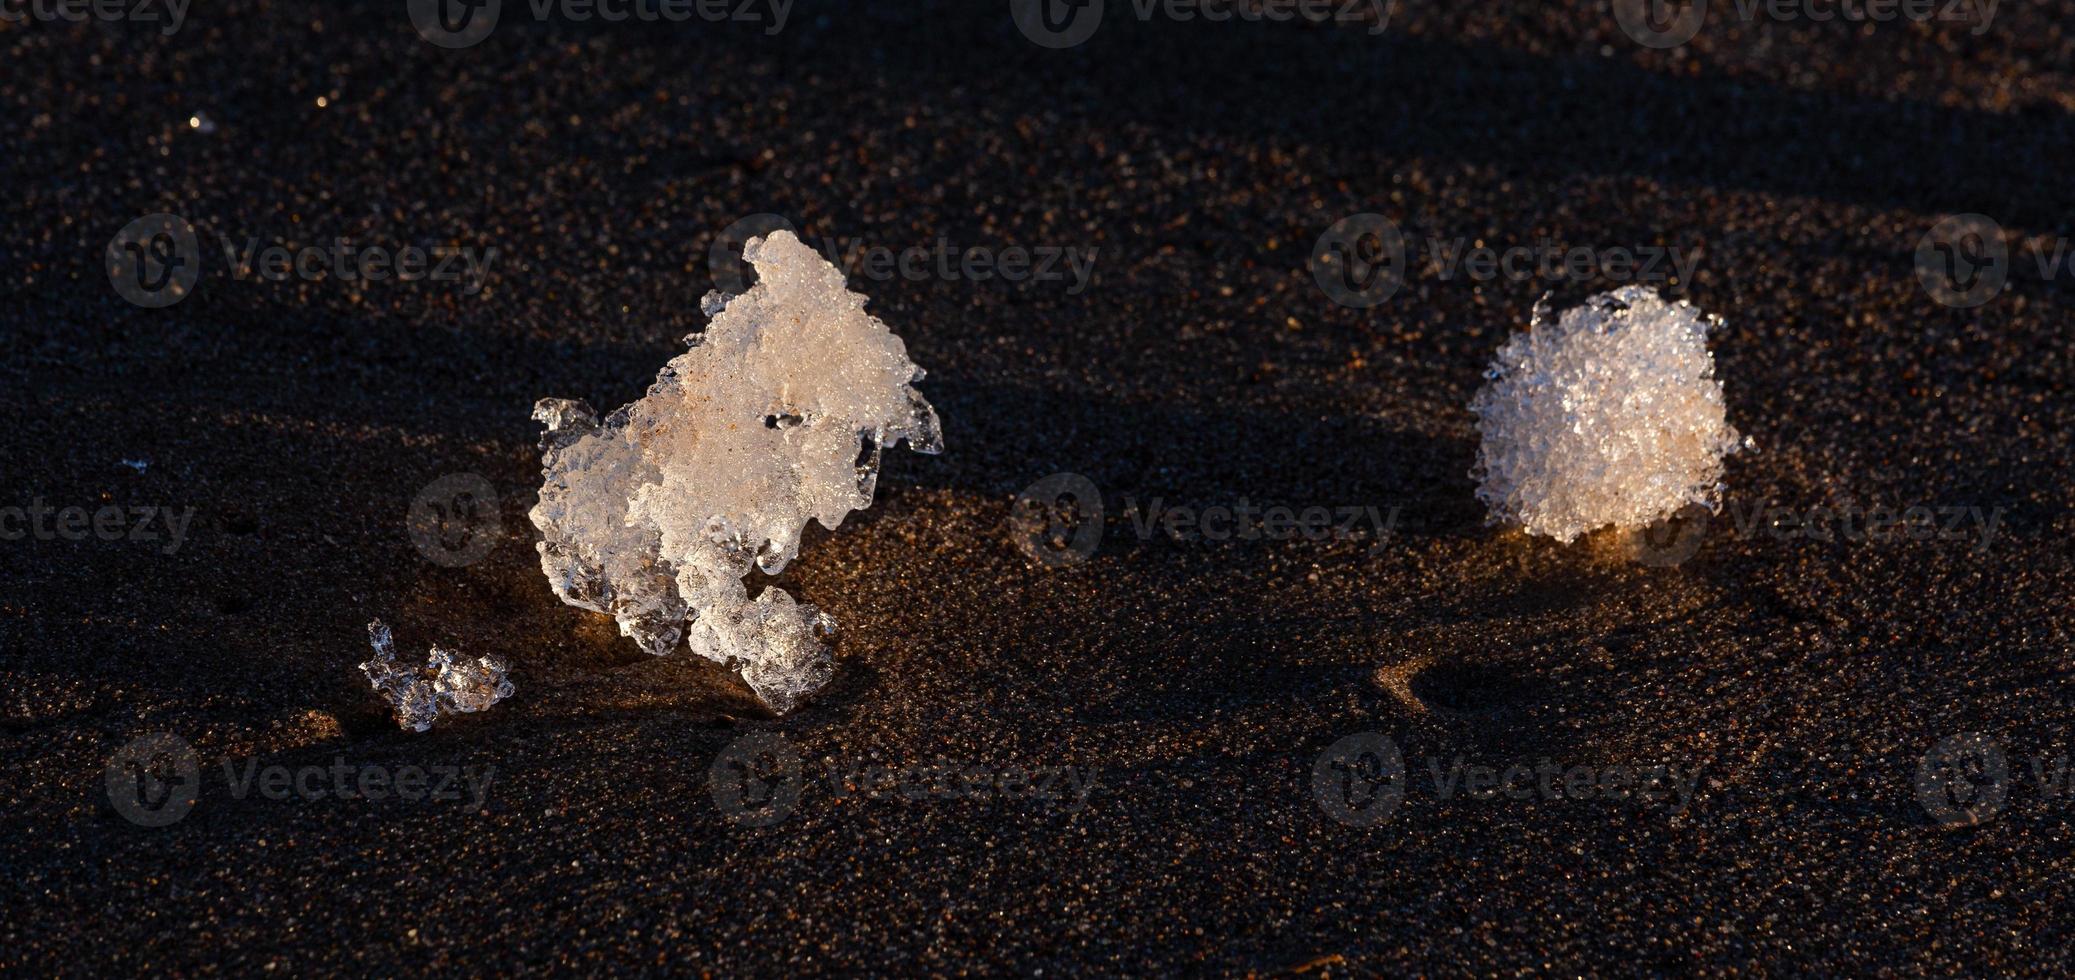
2,1 -> 2071,973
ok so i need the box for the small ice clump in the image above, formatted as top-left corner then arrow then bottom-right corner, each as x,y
360,620 -> 514,732
1469,286 -> 1743,543
528,230 -> 942,713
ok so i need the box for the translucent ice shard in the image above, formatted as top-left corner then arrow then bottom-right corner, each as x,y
1469,286 -> 1743,544
529,230 -> 942,713
361,620 -> 514,732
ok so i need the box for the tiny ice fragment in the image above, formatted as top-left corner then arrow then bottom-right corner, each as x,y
528,230 -> 942,713
1469,286 -> 1743,544
361,619 -> 514,732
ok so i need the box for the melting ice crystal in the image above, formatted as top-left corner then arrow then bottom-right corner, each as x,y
1469,287 -> 1743,544
362,620 -> 514,732
529,230 -> 942,713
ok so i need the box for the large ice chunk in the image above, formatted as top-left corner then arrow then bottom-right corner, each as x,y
529,230 -> 942,713
361,620 -> 514,732
1469,287 -> 1743,544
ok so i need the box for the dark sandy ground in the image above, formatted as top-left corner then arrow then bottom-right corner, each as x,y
2,0 -> 2071,973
